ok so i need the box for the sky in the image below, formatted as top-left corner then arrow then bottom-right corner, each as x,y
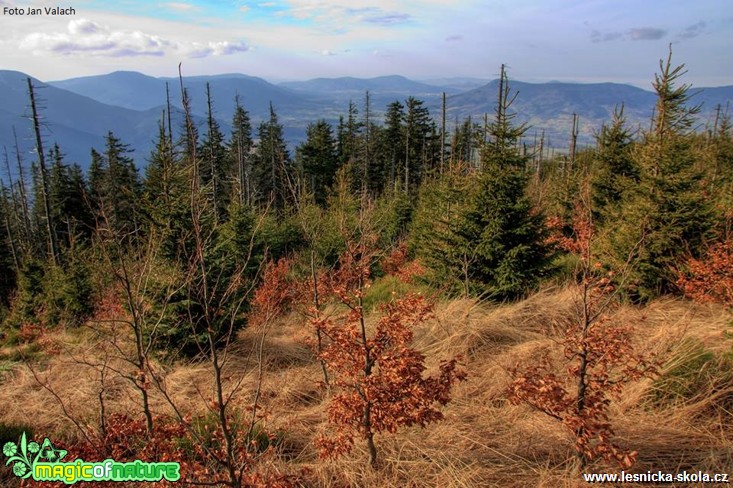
0,0 -> 731,87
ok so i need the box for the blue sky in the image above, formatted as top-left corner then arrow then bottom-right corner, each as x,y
0,0 -> 731,87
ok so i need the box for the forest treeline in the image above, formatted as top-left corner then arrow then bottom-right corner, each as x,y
0,53 -> 731,344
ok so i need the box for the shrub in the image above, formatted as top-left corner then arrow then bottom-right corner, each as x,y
508,201 -> 654,469
312,237 -> 466,467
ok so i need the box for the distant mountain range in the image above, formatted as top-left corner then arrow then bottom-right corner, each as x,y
442,80 -> 657,147
442,80 -> 733,147
50,71 -> 313,119
279,75 -> 454,106
0,70 -> 190,172
0,69 -> 730,173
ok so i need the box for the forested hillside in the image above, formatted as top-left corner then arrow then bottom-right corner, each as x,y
0,52 -> 731,487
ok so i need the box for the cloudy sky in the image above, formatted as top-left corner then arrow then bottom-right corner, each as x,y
0,0 -> 731,87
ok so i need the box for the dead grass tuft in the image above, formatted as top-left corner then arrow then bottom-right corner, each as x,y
1,287 -> 731,486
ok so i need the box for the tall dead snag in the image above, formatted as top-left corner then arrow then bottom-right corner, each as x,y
27,78 -> 58,265
508,195 -> 654,470
313,234 -> 466,468
568,113 -> 579,174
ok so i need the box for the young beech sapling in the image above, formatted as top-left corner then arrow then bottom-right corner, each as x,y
508,202 -> 654,469
313,238 -> 466,467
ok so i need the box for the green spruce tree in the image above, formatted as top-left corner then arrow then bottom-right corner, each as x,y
253,104 -> 291,210
607,48 -> 712,300
412,66 -> 551,299
199,83 -> 231,221
48,145 -> 93,249
379,100 -> 405,192
591,106 -> 637,223
229,97 -> 254,206
403,97 -> 436,192
143,116 -> 189,258
297,119 -> 339,205
92,132 -> 142,235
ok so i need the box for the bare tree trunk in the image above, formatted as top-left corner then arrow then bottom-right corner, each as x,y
575,275 -> 590,469
206,83 -> 220,222
365,406 -> 377,468
311,252 -> 330,388
165,82 -> 174,151
27,78 -> 58,265
363,90 -> 371,194
208,329 -> 239,487
357,272 -> 377,467
234,95 -> 247,206
441,92 -> 446,174
569,113 -> 579,175
13,127 -> 32,246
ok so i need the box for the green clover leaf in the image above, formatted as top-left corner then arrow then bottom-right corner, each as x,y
2,442 -> 17,457
27,442 -> 40,454
13,461 -> 27,476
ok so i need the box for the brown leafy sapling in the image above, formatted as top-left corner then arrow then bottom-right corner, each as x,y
508,197 -> 654,470
313,232 -> 466,468
677,213 -> 733,307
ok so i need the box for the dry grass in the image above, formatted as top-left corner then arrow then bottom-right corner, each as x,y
1,287 -> 732,486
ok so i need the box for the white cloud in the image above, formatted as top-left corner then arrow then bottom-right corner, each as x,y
18,18 -> 249,58
164,2 -> 197,11
371,49 -> 393,57
360,11 -> 411,25
277,2 -> 413,27
186,41 -> 250,58
20,19 -> 169,57
68,18 -> 103,35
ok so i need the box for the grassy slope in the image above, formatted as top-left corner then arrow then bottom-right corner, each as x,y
0,286 -> 731,487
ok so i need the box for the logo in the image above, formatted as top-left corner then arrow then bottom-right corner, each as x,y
3,432 -> 180,484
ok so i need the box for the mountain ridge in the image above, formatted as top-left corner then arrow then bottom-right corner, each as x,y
0,70 -> 220,170
0,70 -> 730,172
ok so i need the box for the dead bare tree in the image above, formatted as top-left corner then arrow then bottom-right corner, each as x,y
26,78 -> 58,265
141,67 -> 278,487
89,207 -> 184,434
